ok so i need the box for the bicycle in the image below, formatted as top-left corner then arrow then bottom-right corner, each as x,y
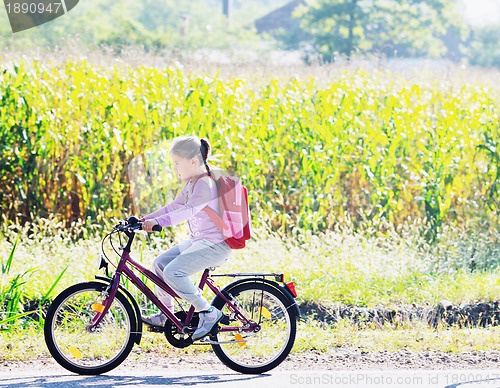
44,216 -> 300,375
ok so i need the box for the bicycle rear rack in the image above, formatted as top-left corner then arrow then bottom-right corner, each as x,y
210,272 -> 285,282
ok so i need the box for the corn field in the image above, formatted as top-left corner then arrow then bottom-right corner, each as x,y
1,60 -> 499,239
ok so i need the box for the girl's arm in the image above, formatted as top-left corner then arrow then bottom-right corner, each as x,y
150,180 -> 212,227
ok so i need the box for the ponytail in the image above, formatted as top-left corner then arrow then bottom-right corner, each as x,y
200,138 -> 212,177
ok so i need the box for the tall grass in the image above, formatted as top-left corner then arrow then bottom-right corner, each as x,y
0,217 -> 497,316
0,218 -> 498,358
0,231 -> 67,328
0,235 -> 35,326
0,236 -> 28,325
0,60 -> 499,241
2,320 -> 499,360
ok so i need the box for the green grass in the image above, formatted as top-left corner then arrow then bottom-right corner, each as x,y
1,219 -> 498,312
293,321 -> 500,354
0,219 -> 499,359
1,320 -> 499,361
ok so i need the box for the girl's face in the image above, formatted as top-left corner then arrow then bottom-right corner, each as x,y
171,153 -> 203,181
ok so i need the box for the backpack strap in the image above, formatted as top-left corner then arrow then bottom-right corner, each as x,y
203,207 -> 229,232
190,173 -> 228,232
190,172 -> 210,185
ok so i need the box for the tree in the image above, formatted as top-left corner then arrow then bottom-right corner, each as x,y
294,0 -> 467,62
466,24 -> 500,68
1,0 -> 263,51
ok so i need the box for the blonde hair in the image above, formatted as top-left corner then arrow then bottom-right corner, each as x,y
170,135 -> 212,177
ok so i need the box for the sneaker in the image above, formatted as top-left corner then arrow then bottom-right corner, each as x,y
142,312 -> 167,327
192,306 -> 222,340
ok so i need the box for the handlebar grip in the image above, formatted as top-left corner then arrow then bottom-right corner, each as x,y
152,224 -> 162,232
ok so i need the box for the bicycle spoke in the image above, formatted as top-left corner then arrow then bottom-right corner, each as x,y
212,283 -> 296,373
45,283 -> 136,374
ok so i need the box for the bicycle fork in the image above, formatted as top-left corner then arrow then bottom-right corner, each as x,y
87,272 -> 121,331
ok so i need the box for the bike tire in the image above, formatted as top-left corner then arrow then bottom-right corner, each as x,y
44,281 -> 137,375
211,281 -> 297,374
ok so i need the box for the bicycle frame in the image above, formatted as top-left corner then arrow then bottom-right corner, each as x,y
90,229 -> 258,334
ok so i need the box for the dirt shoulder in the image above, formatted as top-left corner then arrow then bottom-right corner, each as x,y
1,350 -> 499,373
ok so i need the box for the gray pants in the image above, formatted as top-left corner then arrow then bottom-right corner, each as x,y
153,238 -> 231,311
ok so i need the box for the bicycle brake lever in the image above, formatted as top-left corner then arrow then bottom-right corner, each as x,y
130,224 -> 143,232
113,222 -> 127,231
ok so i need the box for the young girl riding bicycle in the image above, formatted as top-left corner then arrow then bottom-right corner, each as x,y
140,135 -> 231,340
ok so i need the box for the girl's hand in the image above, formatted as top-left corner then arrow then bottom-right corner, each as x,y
142,219 -> 158,232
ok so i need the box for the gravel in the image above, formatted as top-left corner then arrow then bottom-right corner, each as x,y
1,350 -> 499,373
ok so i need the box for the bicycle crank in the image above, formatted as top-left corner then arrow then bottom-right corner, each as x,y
164,311 -> 198,348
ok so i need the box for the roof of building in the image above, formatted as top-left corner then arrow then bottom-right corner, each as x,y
254,0 -> 305,34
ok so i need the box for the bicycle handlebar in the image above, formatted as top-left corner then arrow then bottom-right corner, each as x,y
114,216 -> 163,232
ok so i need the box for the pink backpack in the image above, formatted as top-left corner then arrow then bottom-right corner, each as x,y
193,173 -> 252,249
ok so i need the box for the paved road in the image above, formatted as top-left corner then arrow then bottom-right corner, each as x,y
0,369 -> 499,388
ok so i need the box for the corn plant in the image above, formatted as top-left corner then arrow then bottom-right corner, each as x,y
0,61 -> 499,242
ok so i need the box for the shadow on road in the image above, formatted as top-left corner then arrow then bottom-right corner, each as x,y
0,372 -> 269,387
445,377 -> 500,388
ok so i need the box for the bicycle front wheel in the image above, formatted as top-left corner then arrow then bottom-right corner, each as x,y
211,281 -> 297,374
44,281 -> 137,375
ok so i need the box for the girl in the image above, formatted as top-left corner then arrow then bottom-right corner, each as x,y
140,135 -> 231,340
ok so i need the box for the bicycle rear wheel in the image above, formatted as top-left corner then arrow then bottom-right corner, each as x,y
44,281 -> 137,375
211,281 -> 296,374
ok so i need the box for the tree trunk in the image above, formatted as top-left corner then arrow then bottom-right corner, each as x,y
347,0 -> 358,59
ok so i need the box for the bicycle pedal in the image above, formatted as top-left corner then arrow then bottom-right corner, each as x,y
146,325 -> 164,333
195,337 -> 214,345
